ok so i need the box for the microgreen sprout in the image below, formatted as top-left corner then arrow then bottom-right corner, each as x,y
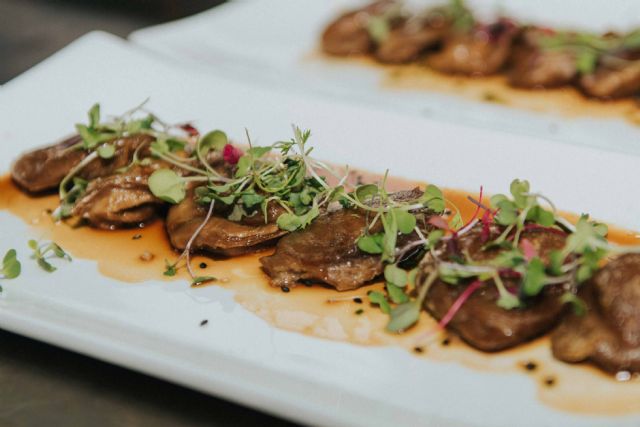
538,29 -> 640,74
28,240 -> 71,272
55,101 -> 193,220
0,249 -> 21,293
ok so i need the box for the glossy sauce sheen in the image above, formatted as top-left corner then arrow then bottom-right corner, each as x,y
315,54 -> 640,124
1,174 -> 639,415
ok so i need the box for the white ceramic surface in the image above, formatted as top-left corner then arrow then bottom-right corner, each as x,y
1,32 -> 639,427
130,0 -> 640,157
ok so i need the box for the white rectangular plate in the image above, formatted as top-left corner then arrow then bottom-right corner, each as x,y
1,32 -> 639,427
130,0 -> 640,157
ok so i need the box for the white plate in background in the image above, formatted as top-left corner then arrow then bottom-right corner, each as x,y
130,0 -> 640,157
1,32 -> 639,427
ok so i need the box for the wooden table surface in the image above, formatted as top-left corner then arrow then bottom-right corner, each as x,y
0,1 -> 298,425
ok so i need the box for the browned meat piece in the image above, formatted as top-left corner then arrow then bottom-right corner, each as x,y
71,165 -> 162,229
428,19 -> 519,76
11,135 -> 86,193
11,134 -> 153,193
508,29 -> 577,88
166,187 -> 288,257
421,225 -> 567,352
261,189 -> 432,291
321,1 -> 397,56
260,208 -> 381,291
579,61 -> 640,99
552,254 -> 640,373
375,15 -> 449,63
509,49 -> 577,88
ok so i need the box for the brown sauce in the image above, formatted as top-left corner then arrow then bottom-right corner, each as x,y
313,53 -> 640,125
1,174 -> 639,415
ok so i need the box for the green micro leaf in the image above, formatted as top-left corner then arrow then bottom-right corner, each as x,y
576,50 -> 598,75
368,291 -> 391,314
427,229 -> 444,248
420,185 -> 445,213
384,264 -> 408,288
88,103 -> 101,129
526,206 -> 555,227
386,301 -> 421,333
241,193 -> 264,208
357,233 -> 384,254
522,257 -> 547,296
96,143 -> 116,159
354,184 -> 379,203
163,260 -> 177,277
560,292 -> 587,316
200,130 -> 228,153
192,276 -> 217,285
394,209 -> 416,234
492,199 -> 518,226
509,179 -> 531,209
1,249 -> 21,279
148,169 -> 186,204
386,282 -> 409,304
276,204 -> 320,232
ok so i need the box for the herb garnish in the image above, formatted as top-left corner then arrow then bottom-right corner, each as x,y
28,240 -> 71,272
371,179 -> 640,334
54,101 -> 192,219
538,29 -> 640,75
0,249 -> 21,293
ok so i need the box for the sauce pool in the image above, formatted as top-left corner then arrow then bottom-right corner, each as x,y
1,174 -> 639,415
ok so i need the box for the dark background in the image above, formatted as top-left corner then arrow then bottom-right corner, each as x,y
0,1 -> 297,425
0,0 -> 224,83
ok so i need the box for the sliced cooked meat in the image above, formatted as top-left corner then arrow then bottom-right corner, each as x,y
260,188 -> 432,291
260,208 -> 381,291
321,0 -> 397,56
375,15 -> 449,63
421,225 -> 567,352
428,19 -> 518,76
166,187 -> 288,257
11,133 -> 154,193
71,165 -> 162,229
508,29 -> 577,88
552,254 -> 640,373
11,135 -> 86,193
579,61 -> 640,99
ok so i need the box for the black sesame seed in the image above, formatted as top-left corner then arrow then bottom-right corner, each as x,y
200,319 -> 208,326
413,346 -> 424,354
353,297 -> 363,304
441,338 -> 451,346
544,376 -> 556,387
524,361 -> 537,372
45,209 -> 53,214
355,309 -> 364,315
132,234 -> 142,240
281,286 -> 290,293
199,262 -> 207,269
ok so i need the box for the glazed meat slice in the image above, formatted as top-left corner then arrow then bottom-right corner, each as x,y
71,165 -> 162,229
508,29 -> 577,88
11,135 -> 86,193
260,208 -> 381,291
375,14 -> 449,63
321,0 -> 397,56
552,254 -> 640,373
428,19 -> 518,76
166,188 -> 288,257
11,133 -> 154,193
578,61 -> 640,99
421,225 -> 567,352
260,189 -> 431,291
